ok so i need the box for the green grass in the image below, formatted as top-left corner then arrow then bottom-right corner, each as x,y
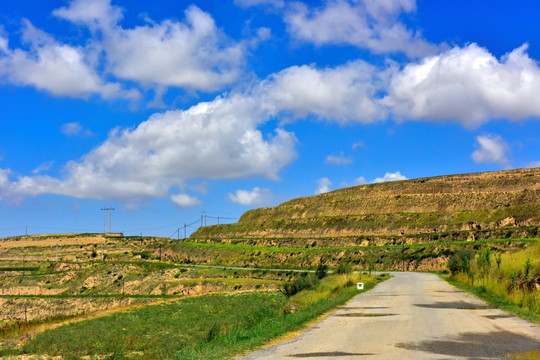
441,274 -> 539,324
180,238 -> 538,252
441,241 -> 540,323
0,274 -> 389,360
164,277 -> 285,286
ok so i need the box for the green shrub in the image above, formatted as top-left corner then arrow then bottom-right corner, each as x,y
447,249 -> 475,275
336,261 -> 352,275
281,274 -> 319,297
315,264 -> 328,279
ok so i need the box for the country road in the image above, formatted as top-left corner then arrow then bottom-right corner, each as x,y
237,272 -> 540,360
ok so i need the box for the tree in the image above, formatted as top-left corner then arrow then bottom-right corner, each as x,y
447,249 -> 475,275
315,264 -> 328,279
477,247 -> 492,286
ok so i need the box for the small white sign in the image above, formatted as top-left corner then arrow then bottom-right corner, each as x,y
357,282 -> 364,290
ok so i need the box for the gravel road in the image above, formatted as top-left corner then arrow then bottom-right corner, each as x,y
237,272 -> 540,360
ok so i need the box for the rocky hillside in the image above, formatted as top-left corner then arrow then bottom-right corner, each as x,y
193,168 -> 540,244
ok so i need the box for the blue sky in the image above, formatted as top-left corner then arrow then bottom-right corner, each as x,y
1,0 -> 540,238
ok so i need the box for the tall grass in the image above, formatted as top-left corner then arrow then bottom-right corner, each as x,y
446,241 -> 539,322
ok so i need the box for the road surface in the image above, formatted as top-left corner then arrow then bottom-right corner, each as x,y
237,272 -> 540,359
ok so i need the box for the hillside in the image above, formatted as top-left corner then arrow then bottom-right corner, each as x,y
192,168 -> 540,244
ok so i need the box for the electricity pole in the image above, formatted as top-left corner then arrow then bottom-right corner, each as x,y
101,207 -> 107,233
101,207 -> 115,233
109,208 -> 115,233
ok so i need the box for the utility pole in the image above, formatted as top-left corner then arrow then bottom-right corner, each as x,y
184,224 -> 186,239
203,210 -> 206,227
101,207 -> 114,233
109,208 -> 115,233
177,228 -> 180,240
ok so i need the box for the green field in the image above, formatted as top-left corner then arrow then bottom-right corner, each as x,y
0,273 -> 387,360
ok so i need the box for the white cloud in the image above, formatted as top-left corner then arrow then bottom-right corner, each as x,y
325,151 -> 353,165
353,176 -> 368,185
32,161 -> 54,174
0,59 -> 388,203
342,171 -> 406,187
0,20 -> 138,100
234,0 -> 285,9
384,43 -> 540,127
285,0 -> 437,58
352,141 -> 364,150
228,187 -> 272,206
61,122 -> 93,136
0,1 -> 245,99
471,134 -> 510,168
61,122 -> 82,136
526,161 -> 540,168
372,171 -> 407,183
55,1 -> 244,92
0,93 -> 297,202
315,177 -> 332,195
256,27 -> 272,42
258,60 -> 386,123
171,193 -> 201,207
53,0 -> 122,31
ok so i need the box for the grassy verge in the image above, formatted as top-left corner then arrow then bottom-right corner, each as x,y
0,273 -> 388,360
440,241 -> 539,324
439,274 -> 539,324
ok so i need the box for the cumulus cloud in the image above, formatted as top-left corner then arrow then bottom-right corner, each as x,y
315,177 -> 332,195
171,193 -> 201,207
372,171 -> 407,183
53,0 -> 122,31
325,151 -> 353,165
0,1 -> 245,99
285,0 -> 437,58
55,1 -> 244,92
257,60 -> 386,123
0,58 -> 393,204
228,187 -> 272,206
471,134 -> 510,168
0,20 -> 138,100
0,93 -> 297,202
384,43 -> 540,126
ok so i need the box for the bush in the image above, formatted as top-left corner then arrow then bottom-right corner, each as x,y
281,274 -> 319,297
447,249 -> 475,275
336,261 -> 353,275
315,264 -> 328,279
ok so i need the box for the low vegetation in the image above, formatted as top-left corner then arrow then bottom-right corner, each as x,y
444,241 -> 540,322
0,272 -> 389,359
